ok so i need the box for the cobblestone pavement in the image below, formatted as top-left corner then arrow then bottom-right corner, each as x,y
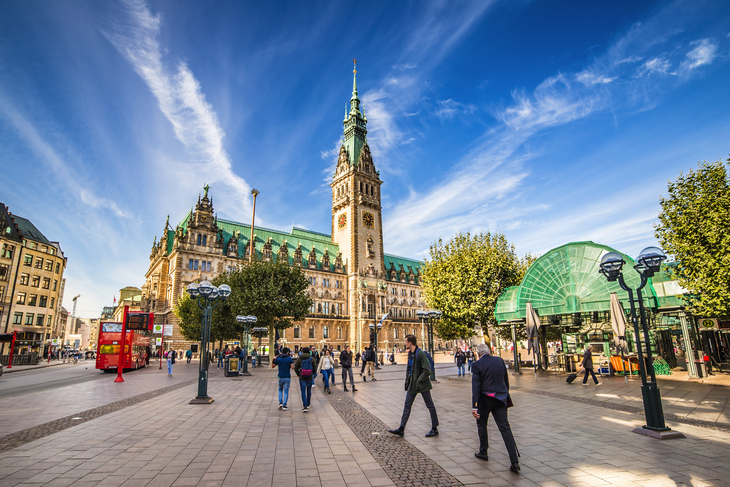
2,364 -> 730,486
316,381 -> 461,486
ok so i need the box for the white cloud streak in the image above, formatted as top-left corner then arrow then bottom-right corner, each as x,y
100,0 -> 251,216
680,38 -> 717,71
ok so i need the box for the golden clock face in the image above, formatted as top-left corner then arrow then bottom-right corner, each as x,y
363,212 -> 374,228
338,213 -> 347,228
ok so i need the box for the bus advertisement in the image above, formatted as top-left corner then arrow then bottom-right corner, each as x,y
96,321 -> 152,372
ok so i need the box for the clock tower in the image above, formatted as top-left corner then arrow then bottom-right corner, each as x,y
331,61 -> 386,349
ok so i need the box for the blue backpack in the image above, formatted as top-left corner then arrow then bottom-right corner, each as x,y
422,349 -> 435,373
300,357 -> 313,379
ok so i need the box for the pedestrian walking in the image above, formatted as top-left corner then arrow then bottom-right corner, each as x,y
455,348 -> 466,376
318,349 -> 335,394
166,349 -> 176,376
273,347 -> 293,410
339,345 -> 357,392
388,335 -> 439,438
580,345 -> 601,386
251,348 -> 258,368
471,343 -> 520,472
355,351 -> 361,367
186,349 -> 193,364
467,347 -> 474,373
363,347 -> 376,381
294,347 -> 316,412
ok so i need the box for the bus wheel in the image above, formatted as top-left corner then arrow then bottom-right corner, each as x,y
102,369 -> 114,373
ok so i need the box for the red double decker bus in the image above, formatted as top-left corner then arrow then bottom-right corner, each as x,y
96,322 -> 152,372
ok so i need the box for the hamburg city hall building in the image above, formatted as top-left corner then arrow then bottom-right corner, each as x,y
141,67 -> 429,354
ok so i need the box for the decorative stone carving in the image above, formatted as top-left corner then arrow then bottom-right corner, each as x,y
278,240 -> 289,263
294,243 -> 303,266
335,252 -> 343,272
366,234 -> 375,259
322,249 -> 330,270
308,246 -> 318,269
262,237 -> 273,261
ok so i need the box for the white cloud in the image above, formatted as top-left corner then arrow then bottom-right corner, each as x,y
636,57 -> 674,77
100,0 -> 251,216
615,55 -> 643,65
680,38 -> 717,71
576,71 -> 616,85
434,99 -> 476,120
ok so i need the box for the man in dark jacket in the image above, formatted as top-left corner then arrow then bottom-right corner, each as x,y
388,335 -> 439,438
455,349 -> 467,376
580,344 -> 601,385
471,343 -> 520,473
294,347 -> 316,412
339,346 -> 357,392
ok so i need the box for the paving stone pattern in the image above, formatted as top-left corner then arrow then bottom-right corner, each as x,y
317,382 -> 463,487
0,379 -> 196,453
513,386 -> 730,434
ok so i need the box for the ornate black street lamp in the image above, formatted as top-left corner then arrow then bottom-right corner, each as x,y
369,322 -> 383,369
599,247 -> 683,439
235,315 -> 257,374
416,309 -> 441,381
187,281 -> 231,404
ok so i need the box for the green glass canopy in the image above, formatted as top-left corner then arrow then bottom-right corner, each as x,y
495,241 -> 659,323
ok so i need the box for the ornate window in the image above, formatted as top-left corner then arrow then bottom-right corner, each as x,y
294,244 -> 303,266
323,326 -> 329,339
337,327 -> 342,339
394,327 -> 399,340
309,326 -> 315,339
294,326 -> 301,339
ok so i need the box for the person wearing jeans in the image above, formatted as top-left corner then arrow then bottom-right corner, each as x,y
339,346 -> 357,392
273,347 -> 293,410
318,349 -> 335,394
295,347 -> 316,411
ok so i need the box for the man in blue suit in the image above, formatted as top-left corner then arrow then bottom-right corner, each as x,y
471,343 -> 520,473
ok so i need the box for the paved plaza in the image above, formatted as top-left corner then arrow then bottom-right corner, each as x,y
1,360 -> 730,486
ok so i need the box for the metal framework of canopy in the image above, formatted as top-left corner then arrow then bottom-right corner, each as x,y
495,241 -> 667,324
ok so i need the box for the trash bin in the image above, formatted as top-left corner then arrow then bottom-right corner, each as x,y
224,356 -> 240,377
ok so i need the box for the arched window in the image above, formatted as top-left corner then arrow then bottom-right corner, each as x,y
394,328 -> 399,340
309,326 -> 315,339
337,327 -> 342,339
323,326 -> 329,339
202,235 -> 207,246
197,234 -> 202,245
294,326 -> 301,339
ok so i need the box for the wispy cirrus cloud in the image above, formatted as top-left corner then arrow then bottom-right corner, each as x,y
383,5 -> 727,259
680,38 -> 717,71
100,0 -> 251,217
434,99 -> 476,120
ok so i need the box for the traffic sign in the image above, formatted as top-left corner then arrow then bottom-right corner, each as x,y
153,324 -> 163,334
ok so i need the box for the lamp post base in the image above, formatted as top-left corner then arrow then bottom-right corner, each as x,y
189,397 -> 215,405
632,427 -> 685,440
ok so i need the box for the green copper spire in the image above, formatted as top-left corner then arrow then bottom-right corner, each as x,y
343,59 -> 367,166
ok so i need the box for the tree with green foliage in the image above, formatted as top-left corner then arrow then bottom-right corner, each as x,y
655,158 -> 730,318
422,231 -> 532,342
226,260 -> 312,357
174,274 -> 237,349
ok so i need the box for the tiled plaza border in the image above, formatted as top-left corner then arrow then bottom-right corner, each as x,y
512,386 -> 730,433
316,382 -> 464,487
0,378 -> 196,453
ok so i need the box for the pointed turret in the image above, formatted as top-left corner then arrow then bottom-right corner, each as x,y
342,59 -> 368,167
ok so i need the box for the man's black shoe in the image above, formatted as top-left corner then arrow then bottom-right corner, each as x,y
474,453 -> 488,461
372,378 -> 377,381
343,387 -> 349,392
510,463 -> 520,473
352,388 -> 357,392
388,428 -> 404,437
425,428 -> 439,437
363,377 -> 367,381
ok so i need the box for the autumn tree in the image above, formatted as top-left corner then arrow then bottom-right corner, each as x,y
421,231 -> 530,341
174,274 -> 237,348
655,158 -> 730,318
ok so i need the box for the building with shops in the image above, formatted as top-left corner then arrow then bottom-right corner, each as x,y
494,241 -> 720,379
0,203 -> 67,356
137,67 -> 429,354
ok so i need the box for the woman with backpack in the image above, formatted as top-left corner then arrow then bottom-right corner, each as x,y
166,349 -> 176,376
318,349 -> 335,394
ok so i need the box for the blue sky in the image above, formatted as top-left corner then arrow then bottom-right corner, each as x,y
1,0 -> 728,317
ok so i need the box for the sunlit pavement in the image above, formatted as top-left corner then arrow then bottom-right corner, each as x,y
1,362 -> 729,486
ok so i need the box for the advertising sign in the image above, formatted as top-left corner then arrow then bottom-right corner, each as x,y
153,324 -> 163,334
